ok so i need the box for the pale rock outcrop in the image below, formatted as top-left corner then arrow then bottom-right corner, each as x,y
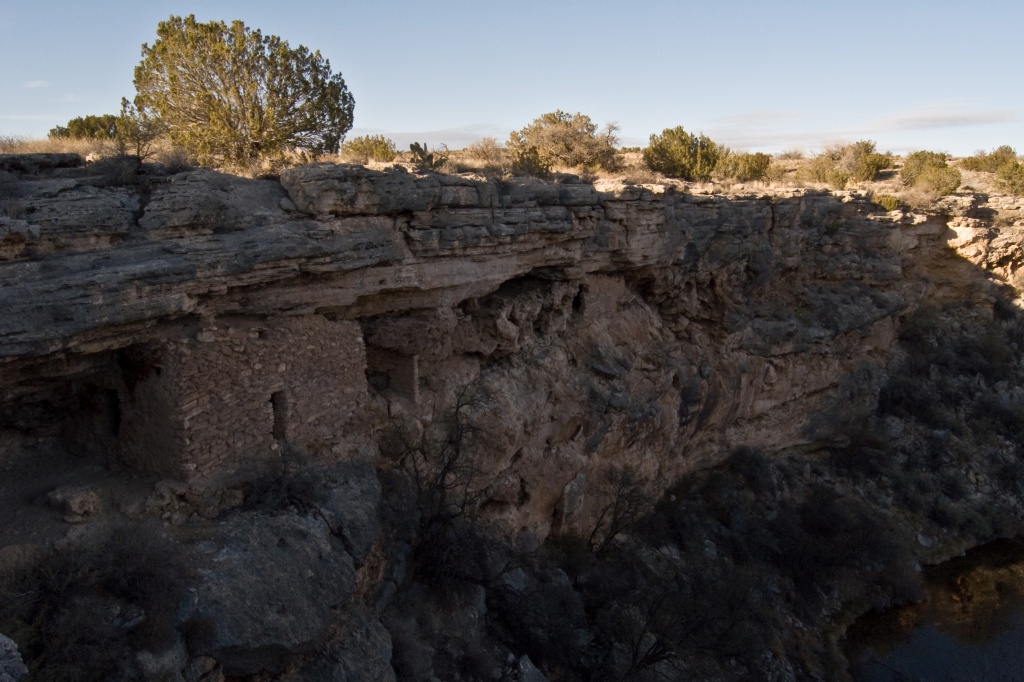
0,634 -> 27,682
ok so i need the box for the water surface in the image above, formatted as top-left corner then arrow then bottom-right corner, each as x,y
847,539 -> 1024,681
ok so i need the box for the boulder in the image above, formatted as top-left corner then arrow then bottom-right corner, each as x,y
45,485 -> 101,522
290,613 -> 395,682
312,461 -> 383,566
516,655 -> 549,682
0,634 -> 27,682
186,512 -> 356,676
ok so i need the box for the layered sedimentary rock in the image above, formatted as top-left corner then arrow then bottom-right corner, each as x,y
1,156 -> 1020,539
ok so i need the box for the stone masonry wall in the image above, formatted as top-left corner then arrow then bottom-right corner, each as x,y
117,316 -> 368,481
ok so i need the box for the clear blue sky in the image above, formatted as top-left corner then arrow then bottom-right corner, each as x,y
1,0 -> 1021,156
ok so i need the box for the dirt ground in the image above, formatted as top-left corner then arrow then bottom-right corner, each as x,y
0,431 -> 163,566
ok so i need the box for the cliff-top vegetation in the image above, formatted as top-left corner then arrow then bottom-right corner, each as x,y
2,12 -> 1021,205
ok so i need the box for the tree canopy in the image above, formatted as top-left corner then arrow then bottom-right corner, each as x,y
643,127 -> 722,181
133,15 -> 354,169
49,114 -> 119,140
509,111 -> 619,171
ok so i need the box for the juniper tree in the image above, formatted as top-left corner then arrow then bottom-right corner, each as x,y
132,15 -> 354,169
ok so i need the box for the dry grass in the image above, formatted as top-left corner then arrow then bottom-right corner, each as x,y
5,133 -> 1014,208
957,168 -> 1005,196
0,136 -> 197,175
0,135 -> 111,157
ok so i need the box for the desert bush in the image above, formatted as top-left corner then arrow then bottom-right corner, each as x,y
899,150 -> 961,199
901,150 -> 951,186
960,145 -> 1018,172
509,144 -> 552,178
153,145 -> 194,173
466,137 -> 510,175
769,487 -> 916,608
340,134 -> 398,163
873,194 -> 900,211
854,150 -> 894,182
799,140 -> 891,185
385,383 -> 498,584
587,465 -> 654,555
826,169 -> 851,190
91,154 -> 141,186
642,126 -> 722,181
995,160 -> 1024,196
715,151 -> 772,182
509,110 -> 619,171
114,97 -> 165,161
0,524 -> 189,681
764,161 -> 789,184
915,165 -> 962,196
777,147 -> 805,160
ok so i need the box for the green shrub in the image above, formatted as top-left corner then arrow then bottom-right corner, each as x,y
901,150 -> 949,186
996,161 -> 1024,196
49,114 -> 119,140
855,151 -> 894,182
715,152 -> 772,182
509,144 -> 551,178
508,110 -> 619,171
642,126 -> 722,181
826,169 -> 850,190
340,134 -> 397,163
960,145 -> 1018,172
873,194 -> 900,211
114,97 -> 164,160
900,150 -> 960,197
915,165 -> 962,196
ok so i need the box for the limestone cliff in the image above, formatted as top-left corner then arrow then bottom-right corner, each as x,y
0,157 -> 960,533
3,154 -> 1024,681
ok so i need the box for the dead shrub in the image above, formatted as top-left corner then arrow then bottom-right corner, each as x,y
91,154 -> 141,186
0,523 -> 190,681
466,137 -> 510,176
153,146 -> 194,174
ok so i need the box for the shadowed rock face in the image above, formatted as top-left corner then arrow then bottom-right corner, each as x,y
7,155 -> 1024,682
1,155 -> 1021,540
